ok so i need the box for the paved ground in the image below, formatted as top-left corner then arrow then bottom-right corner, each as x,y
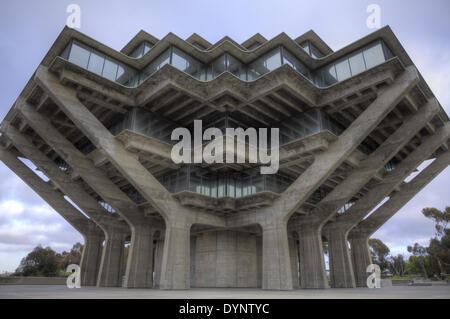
0,285 -> 449,299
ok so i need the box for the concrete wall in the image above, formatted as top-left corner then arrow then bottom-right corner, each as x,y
0,276 -> 67,285
193,230 -> 261,287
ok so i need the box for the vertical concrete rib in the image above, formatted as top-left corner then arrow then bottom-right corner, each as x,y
349,150 -> 450,286
159,222 -> 191,289
260,220 -> 293,290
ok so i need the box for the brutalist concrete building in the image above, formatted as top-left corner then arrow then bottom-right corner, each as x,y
0,26 -> 448,290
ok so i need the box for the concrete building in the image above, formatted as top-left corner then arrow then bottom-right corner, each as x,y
0,26 -> 448,290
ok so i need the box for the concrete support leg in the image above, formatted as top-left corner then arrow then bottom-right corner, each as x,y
80,230 -> 104,286
153,239 -> 164,288
124,225 -> 154,288
159,224 -> 191,290
289,237 -> 300,289
298,224 -> 329,288
349,235 -> 372,287
327,229 -> 356,288
261,220 -> 292,290
97,231 -> 125,287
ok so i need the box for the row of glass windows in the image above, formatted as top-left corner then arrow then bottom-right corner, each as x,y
61,40 -> 139,86
60,39 -> 393,88
110,107 -> 345,149
158,166 -> 294,198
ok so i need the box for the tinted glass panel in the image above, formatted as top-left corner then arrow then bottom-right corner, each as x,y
335,58 -> 351,81
348,51 -> 366,75
102,58 -> 118,81
363,41 -> 385,69
87,51 -> 105,75
68,42 -> 91,68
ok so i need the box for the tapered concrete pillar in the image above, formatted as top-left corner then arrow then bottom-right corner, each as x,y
326,228 -> 356,288
261,220 -> 292,290
159,223 -> 191,290
124,224 -> 155,288
80,229 -> 104,286
348,234 -> 372,287
297,222 -> 329,288
97,231 -> 126,287
289,237 -> 300,289
153,239 -> 164,288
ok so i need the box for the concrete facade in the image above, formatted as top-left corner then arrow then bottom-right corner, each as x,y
0,26 -> 448,291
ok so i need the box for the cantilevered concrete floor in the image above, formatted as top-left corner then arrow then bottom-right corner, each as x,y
0,285 -> 449,299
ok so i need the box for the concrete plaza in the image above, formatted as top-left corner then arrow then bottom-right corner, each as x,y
0,285 -> 449,299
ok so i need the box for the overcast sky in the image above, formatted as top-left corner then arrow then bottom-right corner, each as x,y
0,0 -> 449,272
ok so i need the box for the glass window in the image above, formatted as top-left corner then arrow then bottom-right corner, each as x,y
309,43 -> 324,58
68,42 -> 91,68
300,41 -> 310,55
319,64 -> 338,87
227,54 -> 247,80
335,58 -> 351,81
140,49 -> 170,83
248,48 -> 281,78
87,51 -> 105,75
363,41 -> 385,69
282,48 -> 310,77
102,58 -> 118,81
348,51 -> 366,76
211,55 -> 226,77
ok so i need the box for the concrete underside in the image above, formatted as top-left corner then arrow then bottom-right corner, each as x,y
1,285 -> 449,299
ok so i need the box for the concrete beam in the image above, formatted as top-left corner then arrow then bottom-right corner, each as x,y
324,123 -> 449,287
348,151 -> 450,286
0,147 -> 104,286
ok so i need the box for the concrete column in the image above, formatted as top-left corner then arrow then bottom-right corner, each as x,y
153,239 -> 164,288
348,233 -> 372,287
97,230 -> 126,287
326,228 -> 356,288
289,237 -> 300,289
261,220 -> 292,290
124,224 -> 155,288
80,228 -> 104,286
159,223 -> 191,289
297,222 -> 329,289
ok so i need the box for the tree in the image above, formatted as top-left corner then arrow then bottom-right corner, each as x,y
421,207 -> 450,276
368,238 -> 390,272
407,243 -> 429,279
15,245 -> 59,277
389,254 -> 406,276
15,243 -> 84,277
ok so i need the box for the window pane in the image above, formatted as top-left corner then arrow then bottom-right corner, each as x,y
68,42 -> 91,68
102,58 -> 118,81
348,51 -> 366,75
171,48 -> 188,71
335,58 -> 351,81
212,55 -> 226,77
282,48 -> 309,76
130,43 -> 144,58
87,51 -> 105,75
140,49 -> 170,82
263,49 -> 282,71
248,48 -> 281,77
363,41 -> 385,69
309,43 -> 323,58
320,64 -> 337,86
228,54 -> 246,80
